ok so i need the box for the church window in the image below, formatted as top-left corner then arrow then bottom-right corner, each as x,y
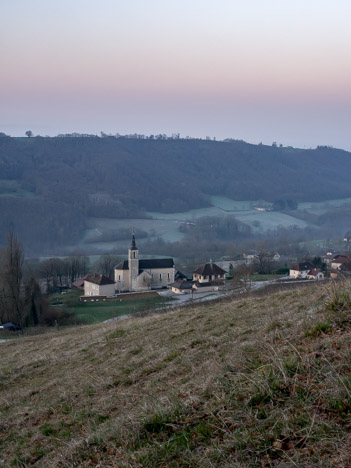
160,273 -> 162,279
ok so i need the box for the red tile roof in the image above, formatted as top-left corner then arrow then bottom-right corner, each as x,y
84,274 -> 115,285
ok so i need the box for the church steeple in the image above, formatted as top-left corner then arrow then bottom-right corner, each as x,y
131,232 -> 137,250
128,231 -> 139,291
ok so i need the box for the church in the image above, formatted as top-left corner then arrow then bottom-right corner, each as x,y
114,234 -> 175,292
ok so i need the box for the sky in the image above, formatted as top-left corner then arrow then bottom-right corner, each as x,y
1,0 -> 351,149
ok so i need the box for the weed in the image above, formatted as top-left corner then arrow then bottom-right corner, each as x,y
305,321 -> 331,337
129,346 -> 143,356
107,328 -> 126,340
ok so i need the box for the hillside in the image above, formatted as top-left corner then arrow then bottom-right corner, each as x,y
1,281 -> 351,466
1,136 -> 351,253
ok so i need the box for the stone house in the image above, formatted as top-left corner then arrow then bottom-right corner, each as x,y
84,274 -> 116,297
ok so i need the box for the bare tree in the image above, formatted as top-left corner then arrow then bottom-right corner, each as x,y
256,249 -> 273,274
0,231 -> 24,323
93,254 -> 119,279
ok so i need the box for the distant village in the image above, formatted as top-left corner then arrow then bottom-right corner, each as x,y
78,233 -> 351,303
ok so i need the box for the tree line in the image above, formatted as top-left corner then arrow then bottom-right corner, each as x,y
0,230 -> 121,327
1,136 -> 351,254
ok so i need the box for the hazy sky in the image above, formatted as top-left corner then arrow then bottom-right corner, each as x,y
1,0 -> 351,149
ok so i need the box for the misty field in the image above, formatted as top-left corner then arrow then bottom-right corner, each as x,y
80,196 -> 324,252
0,179 -> 35,198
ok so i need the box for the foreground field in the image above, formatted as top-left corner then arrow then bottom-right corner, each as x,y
1,281 -> 351,466
49,290 -> 174,324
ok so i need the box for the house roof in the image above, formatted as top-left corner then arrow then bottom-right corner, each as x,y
290,262 -> 314,271
175,270 -> 187,280
84,274 -> 115,285
193,263 -> 226,276
72,274 -> 89,288
170,279 -> 193,290
308,269 -> 322,276
115,258 -> 174,272
332,255 -> 351,264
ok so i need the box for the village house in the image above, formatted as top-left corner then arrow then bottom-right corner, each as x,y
330,255 -> 351,271
289,262 -> 314,279
114,234 -> 175,292
169,262 -> 226,294
192,262 -> 226,292
307,269 -> 324,280
84,274 -> 116,297
170,278 -> 194,294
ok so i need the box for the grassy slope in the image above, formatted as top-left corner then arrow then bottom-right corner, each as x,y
1,282 -> 351,466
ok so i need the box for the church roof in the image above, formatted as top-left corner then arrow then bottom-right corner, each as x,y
140,259 -> 174,269
115,258 -> 174,271
115,260 -> 129,270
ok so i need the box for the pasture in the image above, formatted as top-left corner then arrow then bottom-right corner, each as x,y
50,290 -> 174,324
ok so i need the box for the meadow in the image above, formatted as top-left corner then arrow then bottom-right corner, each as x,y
78,195 -> 351,253
50,290 -> 174,324
1,280 -> 351,466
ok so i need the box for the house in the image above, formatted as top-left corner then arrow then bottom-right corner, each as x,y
169,279 -> 194,294
289,262 -> 314,279
192,262 -> 226,292
243,252 -> 256,263
344,231 -> 351,242
307,269 -> 324,280
330,255 -> 351,271
84,274 -> 116,297
114,234 -> 175,292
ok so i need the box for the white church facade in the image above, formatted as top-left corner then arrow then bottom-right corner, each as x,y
114,234 -> 175,292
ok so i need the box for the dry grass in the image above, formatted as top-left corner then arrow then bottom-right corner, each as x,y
1,281 -> 351,466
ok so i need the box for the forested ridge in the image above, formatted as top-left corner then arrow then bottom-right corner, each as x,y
1,135 -> 351,253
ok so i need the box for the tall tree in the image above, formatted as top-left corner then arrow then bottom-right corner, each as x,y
0,231 -> 24,323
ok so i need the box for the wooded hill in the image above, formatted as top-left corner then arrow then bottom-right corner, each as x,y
1,281 -> 351,466
1,135 -> 351,253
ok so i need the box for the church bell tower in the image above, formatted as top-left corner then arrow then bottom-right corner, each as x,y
128,233 -> 139,291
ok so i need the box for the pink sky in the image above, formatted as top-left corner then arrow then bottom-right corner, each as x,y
1,0 -> 351,149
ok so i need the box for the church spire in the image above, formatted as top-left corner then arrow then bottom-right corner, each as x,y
131,231 -> 137,250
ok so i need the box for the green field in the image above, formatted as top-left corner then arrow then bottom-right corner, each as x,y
80,196 -> 316,252
249,274 -> 282,281
50,290 -> 174,324
0,179 -> 35,198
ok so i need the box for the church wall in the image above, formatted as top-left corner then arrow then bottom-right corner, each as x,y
114,270 -> 130,292
144,267 -> 175,289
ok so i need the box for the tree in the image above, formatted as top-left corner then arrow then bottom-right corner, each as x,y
93,254 -> 119,280
256,248 -> 273,274
232,263 -> 254,291
0,231 -> 24,324
25,130 -> 33,138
